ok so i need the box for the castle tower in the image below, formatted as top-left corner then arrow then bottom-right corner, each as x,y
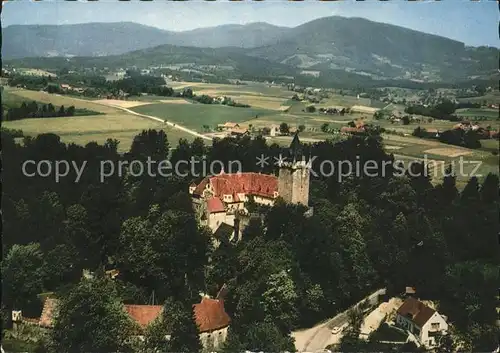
278,133 -> 310,206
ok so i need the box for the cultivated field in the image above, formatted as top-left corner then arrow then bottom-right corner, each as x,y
455,108 -> 498,119
93,99 -> 153,108
424,147 -> 473,158
131,103 -> 278,131
6,89 -> 120,114
169,81 -> 295,99
18,68 -> 57,77
3,84 -> 498,187
2,88 -> 195,151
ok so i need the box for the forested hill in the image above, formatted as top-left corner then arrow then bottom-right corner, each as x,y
2,22 -> 288,59
2,128 -> 498,352
3,17 -> 498,82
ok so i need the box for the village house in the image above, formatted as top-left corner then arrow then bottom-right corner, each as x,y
60,84 -> 73,91
422,128 -> 441,138
217,122 -> 240,131
190,134 -> 311,238
216,122 -> 250,137
395,297 -> 449,349
341,120 -> 366,135
13,289 -> 231,350
230,127 -> 250,137
269,125 -> 280,137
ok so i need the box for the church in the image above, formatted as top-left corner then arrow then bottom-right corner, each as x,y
189,133 -> 311,239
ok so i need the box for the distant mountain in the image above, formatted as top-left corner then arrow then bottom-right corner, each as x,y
3,17 -> 498,82
246,17 -> 498,81
5,44 -> 297,81
2,22 -> 171,58
2,22 -> 288,59
169,23 -> 289,49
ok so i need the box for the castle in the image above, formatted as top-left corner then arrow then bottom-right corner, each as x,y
190,133 -> 311,239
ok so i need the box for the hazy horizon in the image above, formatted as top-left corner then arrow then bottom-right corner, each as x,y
2,0 -> 499,48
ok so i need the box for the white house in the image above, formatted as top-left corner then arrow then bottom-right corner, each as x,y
395,297 -> 448,348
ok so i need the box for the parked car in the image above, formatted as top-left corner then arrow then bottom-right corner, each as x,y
331,326 -> 343,334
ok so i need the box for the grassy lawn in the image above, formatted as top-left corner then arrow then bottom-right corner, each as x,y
3,89 -> 196,152
457,92 -> 500,105
226,95 -> 289,110
169,81 -> 294,99
2,89 -> 37,109
58,126 -> 195,152
4,88 -> 119,114
375,120 -> 458,134
318,94 -> 372,108
480,139 -> 500,153
370,323 -> 407,342
455,108 -> 499,119
3,114 -> 195,152
131,102 -> 278,131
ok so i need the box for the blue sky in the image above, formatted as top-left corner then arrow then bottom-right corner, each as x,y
2,0 -> 499,47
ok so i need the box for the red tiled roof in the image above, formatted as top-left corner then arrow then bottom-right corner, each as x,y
207,197 -> 225,213
193,173 -> 278,199
341,126 -> 365,133
124,305 -> 163,328
33,296 -> 231,334
37,299 -> 164,329
397,297 -> 435,327
39,298 -> 58,328
23,317 -> 41,325
193,298 -> 231,333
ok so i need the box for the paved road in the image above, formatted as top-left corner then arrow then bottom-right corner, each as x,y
292,288 -> 386,352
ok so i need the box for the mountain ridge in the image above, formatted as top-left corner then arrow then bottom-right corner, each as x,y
3,17 -> 498,82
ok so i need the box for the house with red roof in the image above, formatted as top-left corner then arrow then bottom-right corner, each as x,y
190,134 -> 311,238
395,297 -> 448,348
14,293 -> 231,350
190,171 -> 279,235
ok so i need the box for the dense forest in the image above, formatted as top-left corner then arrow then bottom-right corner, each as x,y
1,128 -> 498,352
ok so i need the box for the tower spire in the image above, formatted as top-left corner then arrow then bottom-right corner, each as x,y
289,131 -> 303,162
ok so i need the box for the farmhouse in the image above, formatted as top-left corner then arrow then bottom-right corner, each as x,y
423,128 -> 441,138
60,84 -> 73,91
395,297 -> 448,349
217,122 -> 240,131
341,126 -> 365,135
269,125 -> 280,137
190,134 -> 311,238
230,127 -> 250,136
